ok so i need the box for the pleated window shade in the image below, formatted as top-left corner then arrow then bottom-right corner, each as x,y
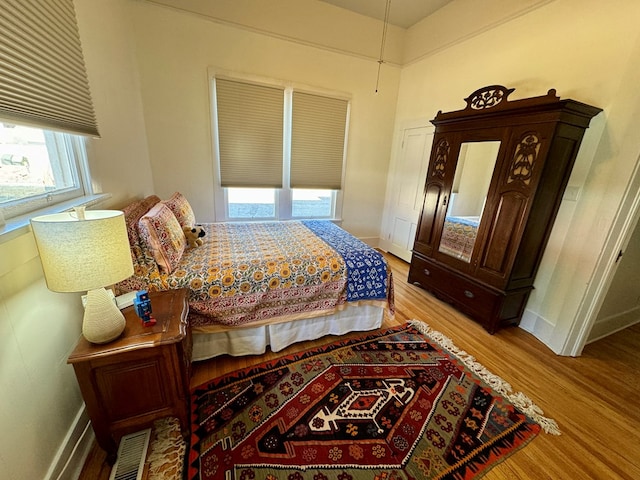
291,92 -> 347,189
0,0 -> 99,137
216,78 -> 284,188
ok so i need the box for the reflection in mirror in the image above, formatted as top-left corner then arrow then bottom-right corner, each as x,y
438,141 -> 501,262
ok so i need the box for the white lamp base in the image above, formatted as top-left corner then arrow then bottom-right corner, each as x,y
83,288 -> 126,344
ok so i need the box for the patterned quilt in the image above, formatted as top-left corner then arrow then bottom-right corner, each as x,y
125,220 -> 393,330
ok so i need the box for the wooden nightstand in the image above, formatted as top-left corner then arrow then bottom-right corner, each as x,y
68,288 -> 191,463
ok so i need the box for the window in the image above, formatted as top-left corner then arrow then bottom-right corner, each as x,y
291,189 -> 333,218
0,0 -> 97,229
0,122 -> 89,220
211,75 -> 348,221
227,188 -> 275,219
226,187 -> 335,220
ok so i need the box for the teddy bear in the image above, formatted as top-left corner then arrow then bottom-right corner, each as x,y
183,225 -> 206,248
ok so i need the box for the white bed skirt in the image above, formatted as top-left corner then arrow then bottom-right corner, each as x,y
191,304 -> 384,361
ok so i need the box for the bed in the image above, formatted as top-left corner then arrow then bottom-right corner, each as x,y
115,194 -> 394,361
438,215 -> 480,262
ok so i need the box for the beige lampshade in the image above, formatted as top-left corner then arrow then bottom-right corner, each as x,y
30,210 -> 133,292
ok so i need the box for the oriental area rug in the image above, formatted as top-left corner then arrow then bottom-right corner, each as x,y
186,321 -> 560,480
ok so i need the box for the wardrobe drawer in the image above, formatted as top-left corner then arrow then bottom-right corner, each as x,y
409,255 -> 500,321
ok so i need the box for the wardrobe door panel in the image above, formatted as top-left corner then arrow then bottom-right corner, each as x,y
413,136 -> 454,256
432,138 -> 502,273
478,193 -> 528,286
509,133 -> 584,287
414,183 -> 444,256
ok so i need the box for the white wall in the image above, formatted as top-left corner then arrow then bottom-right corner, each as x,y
149,0 -> 406,66
393,0 -> 640,352
403,0 -> 552,64
76,0 -> 156,204
0,235 -> 84,479
0,1 -> 154,478
129,1 -> 401,239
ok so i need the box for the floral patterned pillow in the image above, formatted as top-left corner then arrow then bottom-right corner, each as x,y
139,203 -> 186,273
122,195 -> 161,260
162,192 -> 196,228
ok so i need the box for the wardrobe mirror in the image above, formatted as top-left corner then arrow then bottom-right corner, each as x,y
438,141 -> 501,262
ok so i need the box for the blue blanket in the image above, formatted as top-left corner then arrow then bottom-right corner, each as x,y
302,220 -> 389,302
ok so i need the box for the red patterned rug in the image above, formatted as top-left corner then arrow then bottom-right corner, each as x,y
187,321 -> 559,479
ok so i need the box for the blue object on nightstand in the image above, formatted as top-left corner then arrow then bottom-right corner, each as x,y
133,290 -> 156,326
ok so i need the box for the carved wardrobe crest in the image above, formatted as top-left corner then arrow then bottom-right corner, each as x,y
409,85 -> 601,333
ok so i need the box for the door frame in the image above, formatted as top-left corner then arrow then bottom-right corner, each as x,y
380,119 -> 433,256
559,153 -> 640,355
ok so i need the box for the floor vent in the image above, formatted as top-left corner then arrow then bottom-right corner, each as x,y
109,429 -> 151,480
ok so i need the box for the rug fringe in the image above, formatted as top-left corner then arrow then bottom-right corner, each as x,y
408,319 -> 561,435
146,417 -> 186,479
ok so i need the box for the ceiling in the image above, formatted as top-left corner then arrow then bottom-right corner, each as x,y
319,0 -> 453,28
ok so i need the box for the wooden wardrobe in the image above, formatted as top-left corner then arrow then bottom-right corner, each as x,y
408,85 -> 601,333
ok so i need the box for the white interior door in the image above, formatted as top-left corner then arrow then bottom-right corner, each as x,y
384,126 -> 433,262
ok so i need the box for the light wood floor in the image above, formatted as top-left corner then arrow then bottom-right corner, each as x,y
80,252 -> 640,479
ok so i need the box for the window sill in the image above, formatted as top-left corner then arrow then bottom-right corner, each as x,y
0,193 -> 112,243
223,217 -> 343,225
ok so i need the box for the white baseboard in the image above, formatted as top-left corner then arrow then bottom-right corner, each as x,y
378,238 -> 391,252
359,236 -> 381,248
519,309 -> 558,352
586,307 -> 640,344
45,405 -> 95,480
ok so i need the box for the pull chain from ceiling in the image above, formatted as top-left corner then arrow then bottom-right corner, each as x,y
375,0 -> 391,94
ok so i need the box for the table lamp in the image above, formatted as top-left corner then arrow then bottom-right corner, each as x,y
30,209 -> 134,344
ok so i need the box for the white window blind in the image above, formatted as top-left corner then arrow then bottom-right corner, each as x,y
0,0 -> 99,137
215,78 -> 284,188
290,92 -> 347,189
